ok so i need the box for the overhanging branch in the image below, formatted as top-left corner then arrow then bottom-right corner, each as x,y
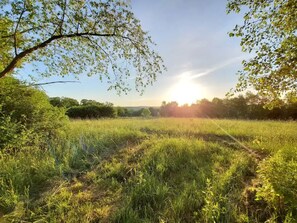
30,80 -> 80,86
0,32 -> 119,78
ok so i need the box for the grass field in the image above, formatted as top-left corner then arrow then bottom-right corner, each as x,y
1,118 -> 297,222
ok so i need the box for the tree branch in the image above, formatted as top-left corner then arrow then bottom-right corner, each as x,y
83,36 -> 114,65
0,32 -> 118,78
59,0 -> 67,35
1,26 -> 43,39
30,80 -> 79,86
13,2 -> 26,56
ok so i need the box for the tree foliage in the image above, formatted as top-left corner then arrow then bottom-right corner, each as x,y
141,108 -> 151,117
0,18 -> 14,72
227,0 -> 297,106
49,97 -> 79,108
80,99 -> 103,106
116,106 -> 130,117
66,104 -> 116,119
160,93 -> 297,120
0,77 -> 67,149
0,0 -> 165,93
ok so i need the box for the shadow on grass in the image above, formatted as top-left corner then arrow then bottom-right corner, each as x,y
139,127 -> 269,160
140,127 -> 253,145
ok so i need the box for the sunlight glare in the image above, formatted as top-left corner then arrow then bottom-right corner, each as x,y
167,79 -> 204,105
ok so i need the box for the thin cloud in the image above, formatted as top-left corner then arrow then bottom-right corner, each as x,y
177,56 -> 245,80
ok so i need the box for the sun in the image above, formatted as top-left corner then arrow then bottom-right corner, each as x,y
167,80 -> 204,105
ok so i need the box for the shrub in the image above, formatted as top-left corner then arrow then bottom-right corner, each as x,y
141,108 -> 151,118
256,148 -> 297,221
66,105 -> 116,119
0,76 -> 67,149
0,110 -> 31,149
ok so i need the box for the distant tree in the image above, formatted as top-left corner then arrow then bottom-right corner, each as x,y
99,105 -> 116,117
116,107 -> 130,117
104,102 -> 114,107
66,104 -> 115,119
285,92 -> 297,119
159,95 -> 297,120
227,95 -> 248,119
227,0 -> 297,106
178,104 -> 195,117
141,108 -> 151,118
49,97 -> 63,107
196,99 -> 215,118
116,107 -> 125,117
50,97 -> 79,108
244,92 -> 269,119
148,107 -> 160,117
80,99 -> 102,106
160,101 -> 178,117
212,98 -> 227,118
61,97 -> 79,108
0,0 -> 165,93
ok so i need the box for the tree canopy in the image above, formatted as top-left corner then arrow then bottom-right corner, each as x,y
227,0 -> 297,106
141,108 -> 151,117
0,0 -> 165,93
49,97 -> 79,108
160,93 -> 297,120
0,18 -> 15,72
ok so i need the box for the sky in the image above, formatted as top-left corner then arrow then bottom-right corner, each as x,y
21,0 -> 248,106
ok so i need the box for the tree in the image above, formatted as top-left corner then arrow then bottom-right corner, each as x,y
212,98 -> 227,118
227,0 -> 297,106
0,18 -> 14,72
196,99 -> 216,118
0,0 -> 165,93
285,92 -> 297,119
160,101 -> 178,117
116,107 -> 130,117
60,97 -> 79,108
141,108 -> 151,118
226,95 -> 248,119
66,104 -> 116,119
49,97 -> 63,108
80,99 -> 102,106
49,97 -> 79,108
148,107 -> 160,117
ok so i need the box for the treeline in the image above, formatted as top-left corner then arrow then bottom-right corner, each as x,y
50,92 -> 297,120
49,97 -> 159,118
160,92 -> 297,120
49,97 -> 115,118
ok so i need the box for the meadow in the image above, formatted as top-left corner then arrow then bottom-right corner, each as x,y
0,118 -> 296,222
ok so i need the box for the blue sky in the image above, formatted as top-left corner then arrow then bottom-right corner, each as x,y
23,0 -> 248,106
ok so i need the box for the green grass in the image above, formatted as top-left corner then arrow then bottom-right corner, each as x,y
1,118 -> 297,222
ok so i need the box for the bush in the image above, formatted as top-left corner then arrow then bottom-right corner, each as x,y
256,148 -> 297,221
0,77 -> 67,149
66,105 -> 116,119
0,111 -> 31,149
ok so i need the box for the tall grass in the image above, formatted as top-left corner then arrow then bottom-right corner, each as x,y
0,118 -> 296,222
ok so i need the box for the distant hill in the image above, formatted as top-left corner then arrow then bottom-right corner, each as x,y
123,106 -> 159,111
